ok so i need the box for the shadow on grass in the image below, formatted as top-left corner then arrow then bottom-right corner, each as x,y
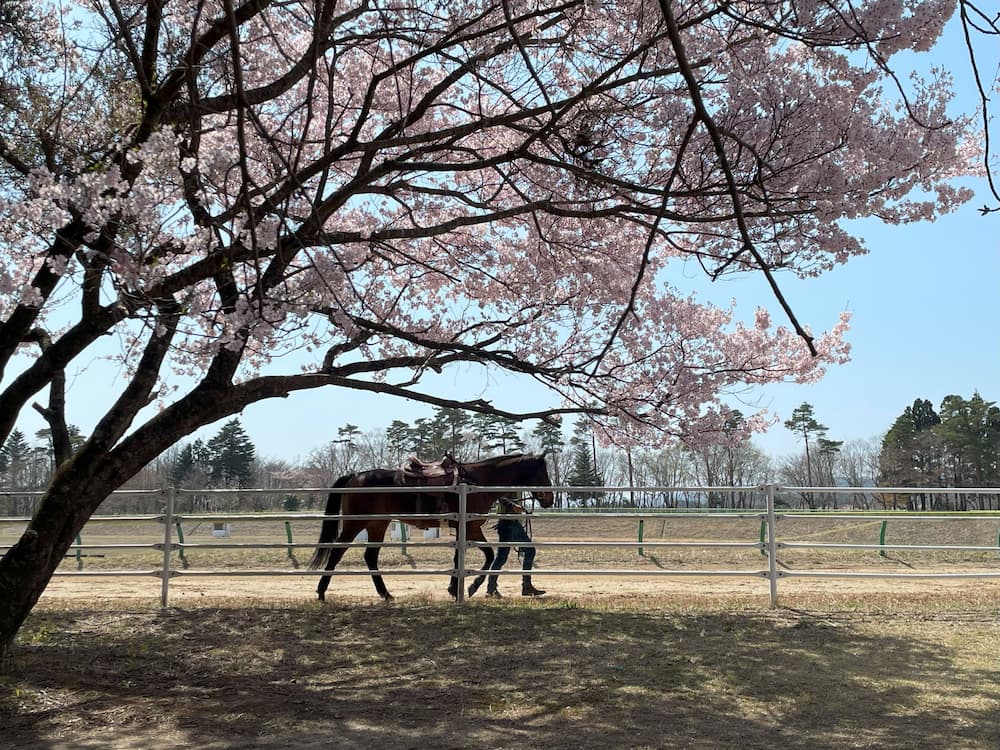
3,599 -> 999,749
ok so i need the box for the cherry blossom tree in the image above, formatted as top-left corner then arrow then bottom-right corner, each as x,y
0,0 -> 995,653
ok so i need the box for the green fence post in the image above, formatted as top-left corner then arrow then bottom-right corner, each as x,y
285,521 -> 299,568
175,522 -> 189,568
637,519 -> 644,557
879,520 -> 888,557
75,533 -> 83,570
400,521 -> 408,555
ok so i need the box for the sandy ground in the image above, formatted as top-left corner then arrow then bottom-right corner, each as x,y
11,569 -> 1000,750
36,566 -> 1000,607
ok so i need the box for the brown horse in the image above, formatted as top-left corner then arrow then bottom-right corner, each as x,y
308,453 -> 554,601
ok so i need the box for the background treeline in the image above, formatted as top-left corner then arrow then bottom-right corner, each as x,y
1,393 -> 997,515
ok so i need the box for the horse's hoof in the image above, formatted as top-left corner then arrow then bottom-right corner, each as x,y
317,592 -> 325,602
486,590 -> 502,598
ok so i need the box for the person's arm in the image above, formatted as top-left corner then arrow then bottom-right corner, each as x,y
499,497 -> 524,514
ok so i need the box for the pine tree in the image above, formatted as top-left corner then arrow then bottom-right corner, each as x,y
385,420 -> 414,464
337,423 -> 361,446
469,412 -> 501,457
169,439 -> 212,488
565,418 -> 602,505
431,407 -> 473,458
879,398 -> 943,493
0,429 -> 32,487
937,393 -> 1000,490
34,425 -> 86,465
206,419 -> 257,488
494,417 -> 527,454
530,419 -> 566,498
530,420 -> 565,455
784,403 -> 828,486
410,417 -> 438,457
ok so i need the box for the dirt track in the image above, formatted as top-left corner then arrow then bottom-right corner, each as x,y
37,566 -> 1000,607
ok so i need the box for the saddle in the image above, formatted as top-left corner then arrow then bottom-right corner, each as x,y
396,455 -> 459,487
395,456 -> 458,522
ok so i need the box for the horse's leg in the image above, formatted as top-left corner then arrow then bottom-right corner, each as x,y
364,520 -> 393,601
466,525 -> 495,598
448,523 -> 494,598
317,520 -> 367,602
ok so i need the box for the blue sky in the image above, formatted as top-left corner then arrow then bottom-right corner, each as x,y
718,197 -> 999,456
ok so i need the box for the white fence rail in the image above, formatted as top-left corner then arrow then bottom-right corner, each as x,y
2,484 -> 1000,607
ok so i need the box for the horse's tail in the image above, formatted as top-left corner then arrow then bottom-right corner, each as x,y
308,474 -> 350,570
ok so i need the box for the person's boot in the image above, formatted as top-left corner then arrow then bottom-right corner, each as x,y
522,579 -> 545,597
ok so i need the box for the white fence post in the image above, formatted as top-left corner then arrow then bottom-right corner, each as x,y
455,483 -> 468,604
160,486 -> 175,607
765,483 -> 779,607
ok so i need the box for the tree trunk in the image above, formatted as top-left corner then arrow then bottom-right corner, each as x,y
0,464 -> 117,657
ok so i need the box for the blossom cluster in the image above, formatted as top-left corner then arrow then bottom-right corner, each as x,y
0,0 -> 979,446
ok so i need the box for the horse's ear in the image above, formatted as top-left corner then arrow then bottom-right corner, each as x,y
539,450 -> 549,459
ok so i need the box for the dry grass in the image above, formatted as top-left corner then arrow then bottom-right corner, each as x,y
3,592 -> 1000,749
3,512 -> 1000,749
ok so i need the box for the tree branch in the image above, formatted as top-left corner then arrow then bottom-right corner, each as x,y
657,0 -> 817,356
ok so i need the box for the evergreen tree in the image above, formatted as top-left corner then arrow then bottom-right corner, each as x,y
385,420 -> 414,464
936,393 -> 1000,489
530,419 -> 566,494
337,423 -> 361,446
565,418 -> 603,505
784,403 -> 828,486
470,412 -> 504,457
494,417 -> 527,454
531,420 -> 565,455
0,429 -> 31,486
409,417 -> 439,457
333,423 -> 364,473
878,398 -> 943,495
431,407 -> 473,458
206,419 -> 257,488
169,439 -> 212,488
34,425 -> 86,463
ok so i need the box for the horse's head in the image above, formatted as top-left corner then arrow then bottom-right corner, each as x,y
443,453 -> 555,507
524,453 -> 555,508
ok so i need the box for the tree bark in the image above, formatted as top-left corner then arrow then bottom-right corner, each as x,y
0,469 -> 115,657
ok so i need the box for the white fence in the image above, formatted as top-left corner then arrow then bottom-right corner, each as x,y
2,484 -> 1000,607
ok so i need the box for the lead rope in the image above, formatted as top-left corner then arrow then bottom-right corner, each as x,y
518,499 -> 532,561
